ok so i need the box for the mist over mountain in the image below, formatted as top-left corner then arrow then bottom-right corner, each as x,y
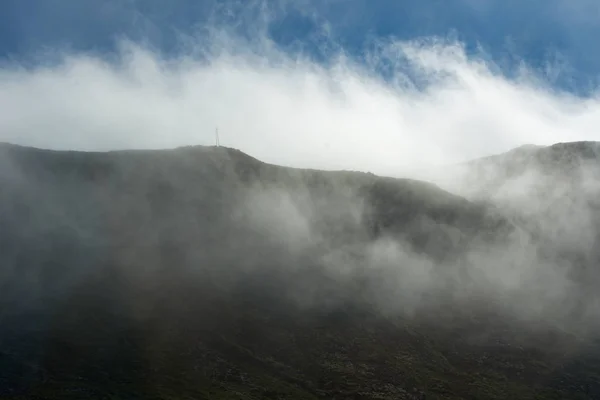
4,0 -> 600,397
438,142 -> 600,311
2,141 -> 600,399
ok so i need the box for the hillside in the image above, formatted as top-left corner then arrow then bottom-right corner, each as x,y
1,143 -> 600,399
445,141 -> 600,311
454,141 -> 600,200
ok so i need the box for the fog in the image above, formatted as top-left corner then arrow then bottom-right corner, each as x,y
234,175 -> 594,335
3,25 -> 600,347
1,28 -> 600,176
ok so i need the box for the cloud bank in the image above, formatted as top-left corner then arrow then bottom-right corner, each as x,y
1,28 -> 600,177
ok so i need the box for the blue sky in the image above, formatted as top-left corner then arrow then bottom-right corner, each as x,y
2,0 -> 599,91
1,0 -> 600,174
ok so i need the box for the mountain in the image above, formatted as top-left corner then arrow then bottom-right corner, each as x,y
454,141 -> 600,202
1,142 -> 600,399
445,141 -> 600,313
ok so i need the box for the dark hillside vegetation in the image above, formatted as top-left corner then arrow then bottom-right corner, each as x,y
1,143 -> 600,399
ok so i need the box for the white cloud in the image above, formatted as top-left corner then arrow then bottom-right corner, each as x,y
5,29 -> 600,330
0,33 -> 599,177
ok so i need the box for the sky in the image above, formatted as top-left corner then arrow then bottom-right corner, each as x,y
1,0 -> 600,175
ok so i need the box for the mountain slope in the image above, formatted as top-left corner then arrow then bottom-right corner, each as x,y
448,141 -> 600,313
1,143 -> 599,399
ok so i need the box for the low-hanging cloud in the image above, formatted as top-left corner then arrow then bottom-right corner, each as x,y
1,28 -> 600,178
2,13 -> 600,333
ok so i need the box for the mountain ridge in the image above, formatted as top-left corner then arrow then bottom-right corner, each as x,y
1,140 -> 600,399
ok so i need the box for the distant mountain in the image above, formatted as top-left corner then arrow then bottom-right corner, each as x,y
453,141 -> 600,201
447,141 -> 600,291
1,142 -> 599,399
